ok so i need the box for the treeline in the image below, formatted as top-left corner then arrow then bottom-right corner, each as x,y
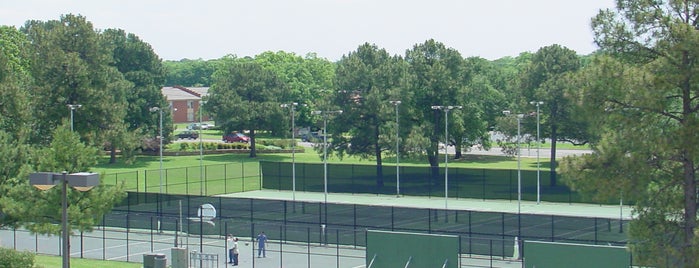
5,2 -> 699,264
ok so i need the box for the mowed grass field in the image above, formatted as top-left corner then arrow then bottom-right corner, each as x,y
93,144 -> 557,196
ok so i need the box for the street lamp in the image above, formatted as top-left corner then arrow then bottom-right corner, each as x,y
281,103 -> 304,204
529,101 -> 544,204
431,105 -> 462,209
199,100 -> 206,196
503,110 -> 524,214
67,104 -> 82,132
389,101 -> 401,196
311,110 -> 343,205
29,171 -> 100,268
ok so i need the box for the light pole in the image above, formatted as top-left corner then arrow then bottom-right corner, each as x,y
199,101 -> 206,196
29,172 -> 100,268
281,103 -> 302,204
67,104 -> 82,132
431,105 -> 462,209
311,110 -> 343,205
389,101 -> 401,196
503,110 -> 524,214
530,101 -> 544,204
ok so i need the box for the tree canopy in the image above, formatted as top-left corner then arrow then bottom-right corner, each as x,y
561,1 -> 699,266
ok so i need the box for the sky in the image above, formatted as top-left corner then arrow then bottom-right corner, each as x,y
1,0 -> 617,61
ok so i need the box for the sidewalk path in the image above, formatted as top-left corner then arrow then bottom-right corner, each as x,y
220,190 -> 632,220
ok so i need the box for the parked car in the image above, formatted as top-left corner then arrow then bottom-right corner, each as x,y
187,123 -> 213,130
223,132 -> 250,143
301,131 -> 322,142
176,130 -> 199,140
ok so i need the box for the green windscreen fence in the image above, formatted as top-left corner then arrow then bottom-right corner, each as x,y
366,230 -> 459,268
524,241 -> 630,268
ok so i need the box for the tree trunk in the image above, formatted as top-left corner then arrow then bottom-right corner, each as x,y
549,124 -> 557,187
682,159 -> 697,267
249,129 -> 257,158
109,146 -> 117,164
455,143 -> 462,159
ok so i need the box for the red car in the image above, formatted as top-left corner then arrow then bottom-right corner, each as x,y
223,132 -> 249,143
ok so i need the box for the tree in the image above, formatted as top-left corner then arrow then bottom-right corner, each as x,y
22,14 -> 130,149
0,125 -> 126,235
561,1 -> 699,266
163,58 -> 219,87
207,60 -> 285,157
254,51 -> 336,133
332,43 -> 405,187
102,28 -> 167,164
404,39 -> 470,179
518,44 -> 582,186
0,26 -> 33,141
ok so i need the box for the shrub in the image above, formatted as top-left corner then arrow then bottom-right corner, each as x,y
0,248 -> 34,268
259,139 -> 293,149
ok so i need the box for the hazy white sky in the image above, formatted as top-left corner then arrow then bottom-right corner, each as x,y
1,0 -> 616,61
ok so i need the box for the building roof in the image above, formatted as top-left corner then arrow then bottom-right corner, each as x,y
188,87 -> 209,98
161,86 -> 209,101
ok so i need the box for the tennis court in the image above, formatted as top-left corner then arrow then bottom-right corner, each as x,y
0,226 -> 365,268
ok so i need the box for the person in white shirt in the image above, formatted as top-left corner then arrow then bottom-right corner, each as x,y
231,237 -> 239,266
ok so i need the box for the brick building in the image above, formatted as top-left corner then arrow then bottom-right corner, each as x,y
162,86 -> 210,123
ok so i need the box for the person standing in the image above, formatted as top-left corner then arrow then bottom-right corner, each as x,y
256,231 -> 267,258
226,234 -> 235,264
231,237 -> 239,265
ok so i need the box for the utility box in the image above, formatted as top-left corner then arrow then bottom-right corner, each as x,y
143,253 -> 167,268
171,247 -> 188,268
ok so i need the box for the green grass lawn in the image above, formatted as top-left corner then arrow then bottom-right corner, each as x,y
95,146 -> 549,174
34,255 -> 140,268
94,144 -> 555,196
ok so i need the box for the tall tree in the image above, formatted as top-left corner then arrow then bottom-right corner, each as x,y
22,14 -> 130,149
519,44 -> 581,186
333,43 -> 405,187
254,51 -> 336,132
102,28 -> 167,164
561,1 -> 699,266
207,60 -> 285,157
0,26 -> 33,141
404,39 -> 469,179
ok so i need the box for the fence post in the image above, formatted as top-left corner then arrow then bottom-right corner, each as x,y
307,227 -> 311,268
102,214 -> 106,260
482,169 -> 486,200
551,215 -> 555,242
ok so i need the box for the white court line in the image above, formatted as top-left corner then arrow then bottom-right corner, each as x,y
73,236 -> 174,256
105,238 -> 221,261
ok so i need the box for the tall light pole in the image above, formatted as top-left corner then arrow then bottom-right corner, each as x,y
67,104 -> 82,132
311,110 -> 343,205
199,100 -> 206,196
30,172 -> 100,268
431,105 -> 462,209
281,103 -> 302,204
503,110 -> 524,214
389,101 -> 401,196
530,101 -> 544,204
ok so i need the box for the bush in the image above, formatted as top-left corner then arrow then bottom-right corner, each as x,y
259,139 -> 293,149
0,248 -> 35,268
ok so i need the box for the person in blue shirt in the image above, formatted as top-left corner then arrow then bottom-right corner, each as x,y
256,232 -> 267,258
